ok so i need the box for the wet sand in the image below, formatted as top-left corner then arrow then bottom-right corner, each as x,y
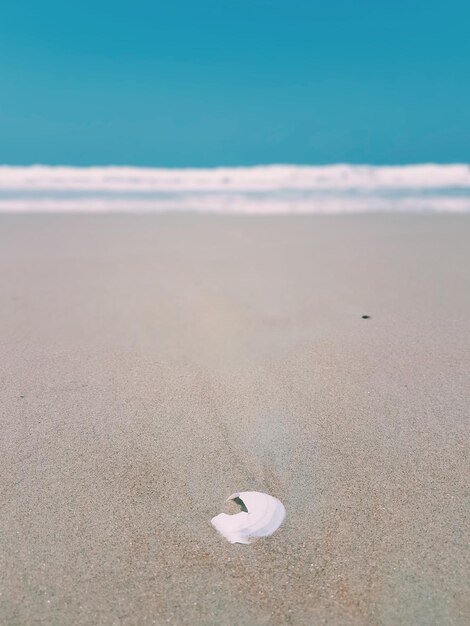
1,214 -> 469,625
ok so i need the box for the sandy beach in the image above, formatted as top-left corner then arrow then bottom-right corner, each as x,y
1,214 -> 469,625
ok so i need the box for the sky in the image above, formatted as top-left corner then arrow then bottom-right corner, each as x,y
0,0 -> 469,167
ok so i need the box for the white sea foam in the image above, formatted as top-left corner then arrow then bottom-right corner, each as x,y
0,164 -> 469,213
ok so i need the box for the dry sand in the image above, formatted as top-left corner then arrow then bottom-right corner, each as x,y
1,214 -> 469,625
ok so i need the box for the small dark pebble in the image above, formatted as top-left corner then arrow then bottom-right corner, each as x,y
20,395 -> 25,398
362,315 -> 371,319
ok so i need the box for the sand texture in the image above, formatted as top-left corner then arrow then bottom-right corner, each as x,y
1,214 -> 469,625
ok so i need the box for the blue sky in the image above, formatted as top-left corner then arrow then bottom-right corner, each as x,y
1,0 -> 469,166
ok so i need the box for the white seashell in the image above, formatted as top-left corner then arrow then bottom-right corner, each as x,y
211,491 -> 286,544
